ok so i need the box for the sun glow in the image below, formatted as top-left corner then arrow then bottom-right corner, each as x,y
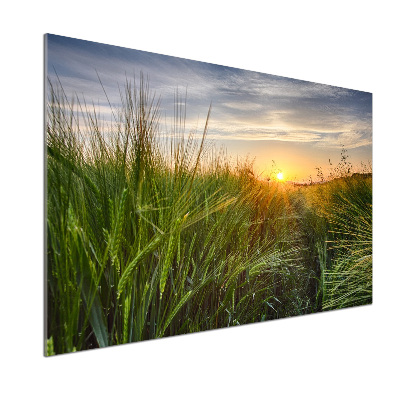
277,172 -> 284,181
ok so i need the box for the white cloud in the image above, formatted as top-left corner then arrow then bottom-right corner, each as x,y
46,35 -> 372,153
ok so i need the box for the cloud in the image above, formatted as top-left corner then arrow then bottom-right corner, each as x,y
315,130 -> 372,149
46,34 -> 372,151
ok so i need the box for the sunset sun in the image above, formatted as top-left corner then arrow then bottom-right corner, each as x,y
277,172 -> 284,181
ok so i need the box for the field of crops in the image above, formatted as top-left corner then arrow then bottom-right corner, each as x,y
45,80 -> 372,355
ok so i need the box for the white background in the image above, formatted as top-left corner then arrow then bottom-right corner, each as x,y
1,1 -> 399,399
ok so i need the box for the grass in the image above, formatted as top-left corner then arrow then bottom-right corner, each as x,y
45,76 -> 372,355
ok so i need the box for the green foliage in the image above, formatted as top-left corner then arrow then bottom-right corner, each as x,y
46,77 -> 372,355
300,173 -> 372,310
322,177 -> 372,309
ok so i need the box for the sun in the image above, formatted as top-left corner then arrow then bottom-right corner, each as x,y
277,172 -> 284,181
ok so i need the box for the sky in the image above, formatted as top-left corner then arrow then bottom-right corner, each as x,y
46,34 -> 372,182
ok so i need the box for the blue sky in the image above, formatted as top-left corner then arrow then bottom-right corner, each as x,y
46,34 -> 372,181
